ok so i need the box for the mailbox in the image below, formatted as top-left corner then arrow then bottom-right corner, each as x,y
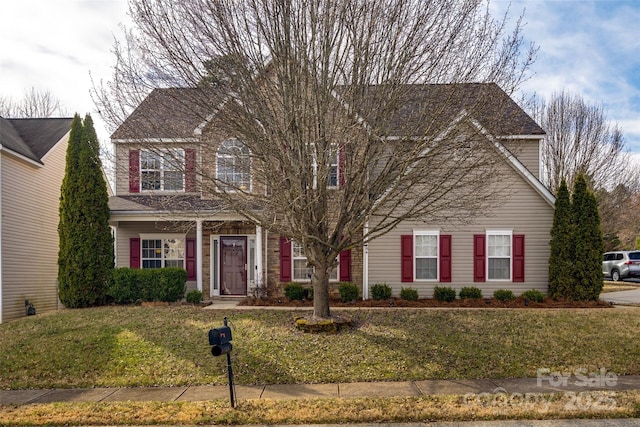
209,326 -> 233,356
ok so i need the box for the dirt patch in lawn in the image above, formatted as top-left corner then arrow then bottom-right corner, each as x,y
241,295 -> 613,309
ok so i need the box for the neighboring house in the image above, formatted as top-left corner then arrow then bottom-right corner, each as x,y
0,116 -> 72,323
109,83 -> 554,300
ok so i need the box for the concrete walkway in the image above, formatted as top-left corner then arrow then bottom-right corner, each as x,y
3,375 -> 640,405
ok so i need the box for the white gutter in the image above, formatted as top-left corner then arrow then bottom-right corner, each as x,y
196,220 -> 203,292
0,153 -> 3,323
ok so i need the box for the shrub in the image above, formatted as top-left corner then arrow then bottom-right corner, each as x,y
106,267 -> 186,303
433,286 -> 456,302
521,289 -> 545,303
459,286 -> 483,300
186,290 -> 203,304
284,282 -> 305,301
339,282 -> 360,303
493,289 -> 515,301
371,283 -> 392,300
400,287 -> 419,301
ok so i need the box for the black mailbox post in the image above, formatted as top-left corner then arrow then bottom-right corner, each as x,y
209,317 -> 235,407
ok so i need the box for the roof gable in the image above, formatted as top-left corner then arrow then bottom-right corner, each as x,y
0,117 -> 72,163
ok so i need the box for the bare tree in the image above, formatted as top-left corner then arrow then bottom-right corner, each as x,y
95,0 -> 536,319
525,90 -> 632,194
0,87 -> 67,118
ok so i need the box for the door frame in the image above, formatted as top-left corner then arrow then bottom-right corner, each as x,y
210,234 -> 257,297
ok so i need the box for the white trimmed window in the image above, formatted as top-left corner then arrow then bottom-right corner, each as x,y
311,143 -> 339,188
487,231 -> 512,280
292,241 -> 338,281
141,236 -> 185,269
141,149 -> 184,191
414,231 -> 439,280
217,138 -> 251,191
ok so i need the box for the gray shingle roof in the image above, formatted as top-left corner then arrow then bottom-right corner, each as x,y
111,88 -> 222,140
0,117 -> 73,163
112,83 -> 543,141
347,82 -> 544,137
109,195 -> 225,212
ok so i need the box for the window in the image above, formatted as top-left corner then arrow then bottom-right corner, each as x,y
415,232 -> 439,280
217,139 -> 251,191
140,149 -> 184,191
311,143 -> 339,188
141,237 -> 185,269
487,231 -> 511,280
292,240 -> 338,281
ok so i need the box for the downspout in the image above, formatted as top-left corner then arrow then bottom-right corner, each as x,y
0,153 -> 3,323
362,221 -> 369,300
197,219 -> 203,292
256,225 -> 263,288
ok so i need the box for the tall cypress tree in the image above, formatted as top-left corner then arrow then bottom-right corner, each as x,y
548,179 -> 574,299
58,114 -> 114,308
571,173 -> 604,301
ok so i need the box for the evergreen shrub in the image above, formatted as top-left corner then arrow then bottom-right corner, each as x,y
433,286 -> 456,302
338,282 -> 359,302
400,287 -> 419,301
459,286 -> 483,300
371,283 -> 392,300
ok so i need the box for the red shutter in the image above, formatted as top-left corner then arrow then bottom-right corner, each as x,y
130,238 -> 141,269
473,234 -> 486,282
129,150 -> 140,193
185,149 -> 196,192
339,249 -> 351,282
439,234 -> 452,282
401,235 -> 413,282
186,238 -> 196,280
280,237 -> 292,282
513,234 -> 525,282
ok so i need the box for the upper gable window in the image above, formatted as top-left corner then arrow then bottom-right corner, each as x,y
217,139 -> 251,191
311,143 -> 339,188
141,149 -> 184,191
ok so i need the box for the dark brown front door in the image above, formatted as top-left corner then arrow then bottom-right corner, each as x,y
220,236 -> 247,295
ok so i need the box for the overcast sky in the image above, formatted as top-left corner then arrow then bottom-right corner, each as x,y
1,0 -> 639,162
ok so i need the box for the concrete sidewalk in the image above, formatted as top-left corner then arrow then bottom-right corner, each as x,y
3,376 -> 640,405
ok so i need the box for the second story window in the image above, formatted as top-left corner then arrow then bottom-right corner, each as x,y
311,143 -> 339,188
140,149 -> 184,191
217,139 -> 251,191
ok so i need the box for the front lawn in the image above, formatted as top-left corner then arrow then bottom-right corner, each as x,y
2,306 -> 640,390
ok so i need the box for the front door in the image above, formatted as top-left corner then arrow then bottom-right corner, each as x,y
220,236 -> 247,295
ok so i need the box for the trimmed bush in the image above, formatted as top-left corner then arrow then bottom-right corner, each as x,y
400,287 -> 419,301
106,267 -> 186,303
339,282 -> 359,303
459,286 -> 483,300
433,286 -> 456,302
186,290 -> 203,304
284,282 -> 305,301
493,289 -> 515,301
521,289 -> 545,303
371,283 -> 392,300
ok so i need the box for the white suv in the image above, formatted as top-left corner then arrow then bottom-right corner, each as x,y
602,251 -> 640,281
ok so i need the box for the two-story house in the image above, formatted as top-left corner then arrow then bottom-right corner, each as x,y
0,117 -> 72,322
109,83 -> 554,300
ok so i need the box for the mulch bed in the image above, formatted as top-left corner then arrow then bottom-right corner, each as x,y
241,296 -> 613,309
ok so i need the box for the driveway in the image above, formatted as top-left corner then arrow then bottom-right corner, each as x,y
601,286 -> 640,305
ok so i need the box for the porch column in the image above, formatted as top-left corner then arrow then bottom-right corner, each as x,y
197,219 -> 203,292
256,225 -> 263,287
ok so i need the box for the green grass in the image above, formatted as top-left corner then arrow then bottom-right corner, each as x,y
3,306 -> 640,390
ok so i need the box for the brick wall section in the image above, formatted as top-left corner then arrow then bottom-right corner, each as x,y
266,232 -> 364,298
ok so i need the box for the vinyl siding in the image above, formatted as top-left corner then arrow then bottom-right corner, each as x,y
1,133 -> 69,322
367,160 -> 553,298
504,138 -> 542,181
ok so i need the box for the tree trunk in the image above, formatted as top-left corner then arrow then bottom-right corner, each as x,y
311,259 -> 331,319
